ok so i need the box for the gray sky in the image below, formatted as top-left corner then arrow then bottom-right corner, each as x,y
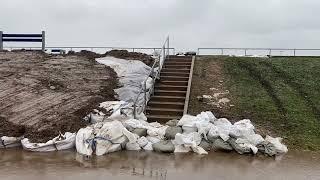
1,0 -> 320,51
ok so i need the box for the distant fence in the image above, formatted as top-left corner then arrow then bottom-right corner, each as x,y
197,48 -> 320,57
1,46 -> 175,55
0,31 -> 45,51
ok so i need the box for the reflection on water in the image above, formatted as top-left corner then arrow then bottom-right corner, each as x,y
0,148 -> 320,180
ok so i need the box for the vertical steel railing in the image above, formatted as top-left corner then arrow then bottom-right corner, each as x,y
133,36 -> 170,119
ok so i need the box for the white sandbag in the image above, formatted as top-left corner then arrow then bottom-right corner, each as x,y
124,119 -> 148,129
126,142 -> 141,151
182,126 -> 198,134
265,135 -> 288,154
122,128 -> 139,143
22,132 -> 76,152
96,120 -> 124,142
195,121 -> 213,140
147,126 -> 168,139
177,115 -> 197,127
137,136 -> 148,148
174,132 -> 202,147
54,132 -> 76,150
146,136 -> 161,144
0,136 -> 23,148
174,145 -> 191,153
21,138 -> 55,152
196,111 -> 217,123
112,135 -> 128,144
214,118 -> 232,141
208,125 -> 220,139
230,119 -> 255,138
76,127 -> 95,156
143,142 -> 153,151
108,144 -> 122,153
95,139 -> 112,156
191,146 -> 208,155
235,138 -> 259,154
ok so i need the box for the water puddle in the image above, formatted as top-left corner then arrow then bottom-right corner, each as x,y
0,149 -> 320,180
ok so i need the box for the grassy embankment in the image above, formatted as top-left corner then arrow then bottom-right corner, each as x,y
189,56 -> 320,151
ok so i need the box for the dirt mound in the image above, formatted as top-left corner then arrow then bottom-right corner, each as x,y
68,50 -> 105,60
0,51 -> 118,143
105,50 -> 155,66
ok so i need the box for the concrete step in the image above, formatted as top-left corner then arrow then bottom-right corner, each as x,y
161,68 -> 190,73
148,101 -> 185,109
160,76 -> 189,81
154,90 -> 186,96
151,95 -> 185,102
159,80 -> 188,86
167,59 -> 192,63
155,85 -> 188,91
160,72 -> 190,77
147,115 -> 182,123
164,62 -> 192,66
146,107 -> 184,116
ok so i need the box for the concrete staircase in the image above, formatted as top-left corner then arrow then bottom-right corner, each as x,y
147,55 -> 194,123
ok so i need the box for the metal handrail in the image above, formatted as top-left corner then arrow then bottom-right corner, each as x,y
198,48 -> 320,56
133,36 -> 170,119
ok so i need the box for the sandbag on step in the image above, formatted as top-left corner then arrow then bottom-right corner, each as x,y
0,136 -> 23,148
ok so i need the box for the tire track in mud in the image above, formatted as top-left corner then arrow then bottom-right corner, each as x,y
236,61 -> 288,119
259,61 -> 320,120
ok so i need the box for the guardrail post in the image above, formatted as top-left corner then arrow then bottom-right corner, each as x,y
294,49 -> 296,56
42,31 -> 45,52
0,31 -> 3,51
221,49 -> 224,55
245,49 -> 247,56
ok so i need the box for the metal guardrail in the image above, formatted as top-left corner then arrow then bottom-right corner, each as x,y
197,48 -> 320,56
2,46 -> 175,55
133,36 -> 170,119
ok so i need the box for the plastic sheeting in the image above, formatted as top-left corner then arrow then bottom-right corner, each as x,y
96,56 -> 154,105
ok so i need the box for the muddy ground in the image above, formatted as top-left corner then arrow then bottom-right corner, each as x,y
0,51 -> 118,142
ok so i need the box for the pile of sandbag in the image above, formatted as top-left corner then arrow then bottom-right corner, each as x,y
75,111 -> 288,157
172,112 -> 288,156
75,120 -> 167,156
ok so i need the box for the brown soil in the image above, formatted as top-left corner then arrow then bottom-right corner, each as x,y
0,51 -> 118,142
188,56 -> 240,122
105,50 -> 155,66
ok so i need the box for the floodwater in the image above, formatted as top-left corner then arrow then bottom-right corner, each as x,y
0,149 -> 320,180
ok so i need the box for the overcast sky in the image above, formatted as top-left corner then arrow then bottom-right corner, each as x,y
1,0 -> 320,51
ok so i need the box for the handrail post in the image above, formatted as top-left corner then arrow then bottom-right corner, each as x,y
294,49 -> 296,57
0,31 -> 3,51
221,49 -> 224,55
245,49 -> 247,56
269,49 -> 271,56
144,82 -> 147,114
42,31 -> 45,52
133,103 -> 136,119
